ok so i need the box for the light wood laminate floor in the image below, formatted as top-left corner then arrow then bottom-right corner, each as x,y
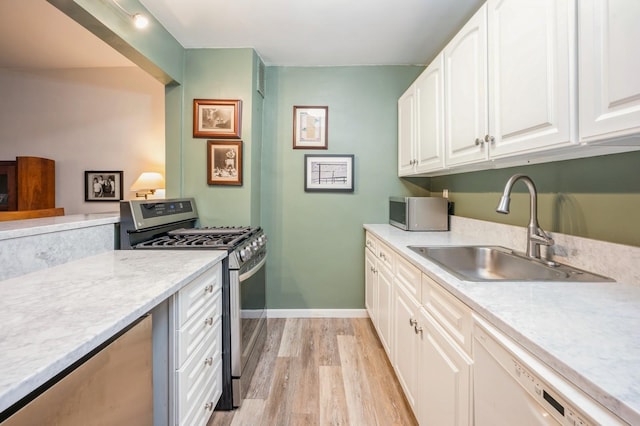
208,318 -> 417,426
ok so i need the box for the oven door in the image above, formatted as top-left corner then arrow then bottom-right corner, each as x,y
230,254 -> 267,406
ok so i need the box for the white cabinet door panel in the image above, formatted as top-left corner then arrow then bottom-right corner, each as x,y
488,0 -> 576,157
579,0 -> 640,142
398,87 -> 416,175
415,54 -> 446,173
444,4 -> 489,166
377,265 -> 394,357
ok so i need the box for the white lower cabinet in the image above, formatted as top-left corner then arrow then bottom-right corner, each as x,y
171,262 -> 223,426
417,307 -> 472,426
365,232 -> 395,358
393,281 -> 421,410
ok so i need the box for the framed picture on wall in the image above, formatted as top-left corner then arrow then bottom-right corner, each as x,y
293,106 -> 328,149
304,154 -> 354,192
207,140 -> 243,185
84,171 -> 123,201
193,99 -> 242,139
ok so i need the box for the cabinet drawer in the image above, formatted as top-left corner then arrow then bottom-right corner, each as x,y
176,318 -> 222,426
176,263 -> 221,327
377,241 -> 395,272
176,287 -> 221,367
365,231 -> 378,254
395,255 -> 421,301
180,357 -> 222,426
421,273 -> 472,355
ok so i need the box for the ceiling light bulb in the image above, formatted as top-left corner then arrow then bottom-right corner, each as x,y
133,13 -> 149,29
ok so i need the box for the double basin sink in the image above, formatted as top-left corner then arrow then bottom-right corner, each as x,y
408,245 -> 613,282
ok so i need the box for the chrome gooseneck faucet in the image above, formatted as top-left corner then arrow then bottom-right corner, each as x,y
496,174 -> 553,259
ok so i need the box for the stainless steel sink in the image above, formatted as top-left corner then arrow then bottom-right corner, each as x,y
408,245 -> 613,282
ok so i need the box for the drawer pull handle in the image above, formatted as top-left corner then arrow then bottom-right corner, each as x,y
414,325 -> 423,336
204,356 -> 213,366
205,402 -> 214,411
205,317 -> 214,326
409,318 -> 417,326
204,284 -> 214,293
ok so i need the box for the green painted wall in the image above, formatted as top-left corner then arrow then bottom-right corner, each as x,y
428,151 -> 640,247
179,49 -> 261,226
261,66 -> 424,309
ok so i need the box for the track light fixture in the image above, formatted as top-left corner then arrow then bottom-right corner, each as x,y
111,0 -> 149,29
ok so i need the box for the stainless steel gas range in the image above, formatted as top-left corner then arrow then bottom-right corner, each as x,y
119,198 -> 267,410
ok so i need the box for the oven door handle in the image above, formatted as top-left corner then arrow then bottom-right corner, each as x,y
239,254 -> 267,282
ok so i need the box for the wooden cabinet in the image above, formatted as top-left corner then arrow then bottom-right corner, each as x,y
444,4 -> 489,167
171,263 -> 222,426
399,54 -> 446,175
0,157 -> 55,211
579,0 -> 640,143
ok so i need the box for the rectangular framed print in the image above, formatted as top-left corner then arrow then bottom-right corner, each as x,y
193,99 -> 242,139
304,154 -> 354,192
293,106 -> 328,149
207,140 -> 243,185
85,171 -> 123,201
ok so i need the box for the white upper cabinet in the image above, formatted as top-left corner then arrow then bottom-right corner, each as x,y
398,54 -> 446,175
579,0 -> 640,143
488,0 -> 577,158
415,54 -> 446,173
398,87 -> 416,175
444,5 -> 489,167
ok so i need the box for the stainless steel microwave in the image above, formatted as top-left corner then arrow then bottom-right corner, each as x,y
389,196 -> 449,231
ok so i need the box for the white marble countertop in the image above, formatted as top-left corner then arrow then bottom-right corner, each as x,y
0,213 -> 120,241
364,224 -> 640,425
0,249 -> 226,414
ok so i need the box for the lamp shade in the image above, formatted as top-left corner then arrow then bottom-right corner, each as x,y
130,172 -> 165,192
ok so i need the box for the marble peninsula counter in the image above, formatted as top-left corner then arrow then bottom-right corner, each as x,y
365,222 -> 640,425
0,213 -> 120,281
0,249 -> 227,415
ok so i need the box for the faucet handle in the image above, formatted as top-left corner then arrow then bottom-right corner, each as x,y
531,228 -> 554,246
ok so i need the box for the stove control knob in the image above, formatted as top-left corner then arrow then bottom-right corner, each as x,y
240,248 -> 251,261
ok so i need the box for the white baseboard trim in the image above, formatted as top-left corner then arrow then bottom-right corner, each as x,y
267,309 -> 369,318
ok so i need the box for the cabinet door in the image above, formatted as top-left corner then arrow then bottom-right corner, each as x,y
417,308 -> 472,426
398,86 -> 416,175
365,248 -> 377,321
579,0 -> 640,142
415,54 -> 446,173
444,4 -> 489,167
393,281 -> 420,410
488,0 -> 576,158
377,264 -> 394,357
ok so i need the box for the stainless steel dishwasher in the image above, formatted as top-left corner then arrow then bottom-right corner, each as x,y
1,316 -> 153,426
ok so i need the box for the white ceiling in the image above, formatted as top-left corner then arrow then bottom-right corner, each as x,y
140,0 -> 484,66
0,0 -> 484,69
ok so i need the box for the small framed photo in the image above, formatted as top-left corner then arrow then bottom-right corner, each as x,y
85,171 -> 123,202
304,154 -> 354,193
193,99 -> 242,139
208,140 -> 243,186
293,106 -> 328,149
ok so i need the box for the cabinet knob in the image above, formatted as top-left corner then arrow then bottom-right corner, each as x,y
204,284 -> 214,293
484,134 -> 495,144
475,138 -> 482,146
205,402 -> 214,411
204,356 -> 213,366
409,318 -> 418,326
414,325 -> 423,336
